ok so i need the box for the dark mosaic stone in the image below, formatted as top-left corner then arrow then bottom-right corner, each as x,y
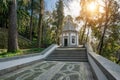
33,63 -> 55,70
63,71 -> 73,74
44,64 -> 55,70
51,73 -> 64,80
34,63 -> 46,68
69,75 -> 79,80
60,64 -> 68,71
33,68 -> 43,72
4,70 -> 31,80
73,65 -> 80,71
24,72 -> 42,80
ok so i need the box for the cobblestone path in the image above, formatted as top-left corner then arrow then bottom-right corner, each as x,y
0,61 -> 95,80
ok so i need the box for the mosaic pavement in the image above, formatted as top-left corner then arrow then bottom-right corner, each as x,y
0,61 -> 95,80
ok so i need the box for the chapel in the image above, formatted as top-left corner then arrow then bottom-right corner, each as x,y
60,16 -> 79,47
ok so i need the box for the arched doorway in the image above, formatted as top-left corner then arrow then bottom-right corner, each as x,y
64,38 -> 68,46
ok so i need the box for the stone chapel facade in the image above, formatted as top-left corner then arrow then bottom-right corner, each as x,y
60,17 -> 79,47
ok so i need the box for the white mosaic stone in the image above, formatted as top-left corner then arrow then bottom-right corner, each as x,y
0,61 -> 95,80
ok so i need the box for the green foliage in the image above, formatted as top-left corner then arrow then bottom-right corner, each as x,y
0,0 -> 57,49
0,0 -> 9,28
101,25 -> 120,61
17,1 -> 31,38
102,42 -> 120,62
18,36 -> 32,49
55,0 -> 64,44
0,29 -> 7,48
78,0 -> 120,62
0,50 -> 21,58
0,0 -> 8,13
92,24 -> 120,62
0,48 -> 44,58
0,28 -> 33,49
22,48 -> 44,54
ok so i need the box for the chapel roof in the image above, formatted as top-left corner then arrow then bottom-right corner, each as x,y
63,16 -> 77,31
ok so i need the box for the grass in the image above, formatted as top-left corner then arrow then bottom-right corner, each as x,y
0,48 -> 44,58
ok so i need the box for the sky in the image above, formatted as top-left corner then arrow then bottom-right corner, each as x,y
64,0 -> 81,18
45,0 -> 81,18
45,0 -> 58,12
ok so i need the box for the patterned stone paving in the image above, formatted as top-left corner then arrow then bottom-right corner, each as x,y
0,61 -> 95,80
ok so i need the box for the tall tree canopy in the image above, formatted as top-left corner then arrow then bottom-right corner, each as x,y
77,0 -> 120,61
56,0 -> 64,44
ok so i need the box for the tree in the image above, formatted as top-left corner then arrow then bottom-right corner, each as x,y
29,0 -> 33,40
8,0 -> 18,52
38,0 -> 44,47
0,0 -> 9,28
76,0 -> 98,44
78,0 -> 120,56
17,0 -> 31,38
56,0 -> 64,44
97,0 -> 119,54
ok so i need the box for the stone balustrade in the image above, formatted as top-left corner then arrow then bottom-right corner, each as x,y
0,44 -> 58,76
86,43 -> 120,80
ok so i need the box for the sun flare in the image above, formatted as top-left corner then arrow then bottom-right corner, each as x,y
87,2 -> 96,12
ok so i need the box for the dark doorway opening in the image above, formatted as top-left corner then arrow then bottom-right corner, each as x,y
64,39 -> 68,46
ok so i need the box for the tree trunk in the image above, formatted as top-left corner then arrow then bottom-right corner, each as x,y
38,14 -> 42,48
29,0 -> 33,40
98,23 -> 107,55
86,28 -> 89,42
81,21 -> 87,44
98,0 -> 109,55
56,25 -> 60,44
5,13 -> 8,28
37,0 -> 44,48
54,29 -> 57,44
41,23 -> 44,46
8,0 -> 18,52
38,0 -> 43,47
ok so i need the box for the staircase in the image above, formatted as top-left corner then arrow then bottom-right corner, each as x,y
46,47 -> 88,62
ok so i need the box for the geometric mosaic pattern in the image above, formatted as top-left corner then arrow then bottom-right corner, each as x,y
0,61 -> 95,80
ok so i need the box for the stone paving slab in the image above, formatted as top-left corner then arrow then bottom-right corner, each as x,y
0,61 -> 95,80
0,44 -> 58,76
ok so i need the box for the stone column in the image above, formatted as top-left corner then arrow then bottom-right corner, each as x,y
75,32 -> 77,46
69,31 -> 71,47
77,32 -> 79,46
62,33 -> 63,47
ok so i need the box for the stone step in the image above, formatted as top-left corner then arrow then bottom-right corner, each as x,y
46,58 -> 88,62
47,56 -> 88,61
50,52 -> 86,54
51,52 -> 86,55
49,54 -> 87,56
51,51 -> 86,54
53,50 -> 86,53
50,52 -> 87,54
48,56 -> 87,58
55,48 -> 86,51
46,48 -> 88,62
56,47 -> 86,50
47,56 -> 87,59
